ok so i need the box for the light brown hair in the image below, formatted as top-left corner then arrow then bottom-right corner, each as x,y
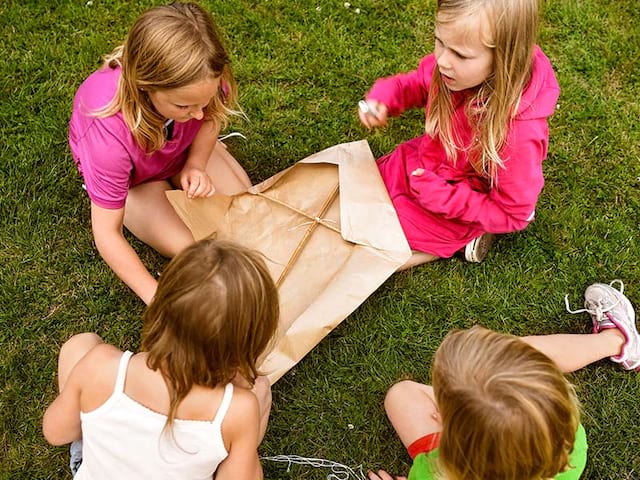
97,2 -> 239,153
141,238 -> 279,428
425,0 -> 539,184
432,326 -> 579,480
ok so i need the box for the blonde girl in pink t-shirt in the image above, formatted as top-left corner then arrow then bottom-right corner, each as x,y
69,2 -> 251,304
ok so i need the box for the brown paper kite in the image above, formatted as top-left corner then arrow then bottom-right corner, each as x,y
167,140 -> 411,383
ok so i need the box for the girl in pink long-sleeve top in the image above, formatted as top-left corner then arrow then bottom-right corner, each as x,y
359,0 -> 559,268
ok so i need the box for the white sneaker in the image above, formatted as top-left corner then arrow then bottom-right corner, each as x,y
464,233 -> 495,263
566,280 -> 640,371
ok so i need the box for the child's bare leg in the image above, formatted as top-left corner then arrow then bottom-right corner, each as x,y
521,329 -> 624,373
251,376 -> 272,443
384,380 -> 441,448
205,142 -> 252,195
57,333 -> 103,391
124,180 -> 195,257
397,251 -> 438,271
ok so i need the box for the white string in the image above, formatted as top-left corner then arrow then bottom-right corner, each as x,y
218,131 -> 247,142
287,217 -> 338,231
564,279 -> 624,315
261,455 -> 368,480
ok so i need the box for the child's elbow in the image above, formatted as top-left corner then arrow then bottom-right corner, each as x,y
493,203 -> 537,233
42,423 -> 67,446
505,216 -> 533,233
42,409 -> 79,446
489,212 -> 533,234
44,434 -> 69,447
515,208 -> 536,231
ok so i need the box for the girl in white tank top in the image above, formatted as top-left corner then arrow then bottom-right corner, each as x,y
43,239 -> 280,480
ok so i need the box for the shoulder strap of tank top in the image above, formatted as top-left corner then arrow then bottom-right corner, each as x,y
212,383 -> 234,424
114,350 -> 134,394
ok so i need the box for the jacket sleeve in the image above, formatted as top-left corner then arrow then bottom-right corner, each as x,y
366,55 -> 436,117
408,119 -> 549,233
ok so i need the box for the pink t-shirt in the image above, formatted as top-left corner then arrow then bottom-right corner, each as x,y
69,67 -> 203,209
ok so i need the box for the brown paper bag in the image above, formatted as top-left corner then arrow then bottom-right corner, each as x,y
167,140 -> 411,383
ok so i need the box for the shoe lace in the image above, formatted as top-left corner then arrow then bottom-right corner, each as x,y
564,280 -> 625,320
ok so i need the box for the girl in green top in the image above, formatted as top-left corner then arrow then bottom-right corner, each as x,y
369,280 -> 639,480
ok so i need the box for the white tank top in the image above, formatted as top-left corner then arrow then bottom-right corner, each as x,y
75,351 -> 233,479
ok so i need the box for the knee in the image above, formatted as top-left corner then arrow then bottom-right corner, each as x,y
384,380 -> 422,416
60,333 -> 103,361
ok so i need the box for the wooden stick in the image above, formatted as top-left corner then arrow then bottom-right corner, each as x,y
273,183 -> 340,287
256,191 -> 342,235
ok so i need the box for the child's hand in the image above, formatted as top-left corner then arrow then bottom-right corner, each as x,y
358,100 -> 388,129
179,167 -> 215,199
367,469 -> 407,480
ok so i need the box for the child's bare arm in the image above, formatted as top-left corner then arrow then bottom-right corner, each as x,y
42,367 -> 83,446
178,120 -> 218,199
215,389 -> 263,480
43,339 -> 120,446
91,202 -> 158,304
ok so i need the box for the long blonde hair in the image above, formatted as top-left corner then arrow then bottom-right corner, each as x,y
425,0 -> 539,183
432,326 -> 580,480
141,239 -> 279,429
97,2 -> 239,153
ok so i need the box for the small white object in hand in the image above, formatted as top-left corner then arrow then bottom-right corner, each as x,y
358,100 -> 379,117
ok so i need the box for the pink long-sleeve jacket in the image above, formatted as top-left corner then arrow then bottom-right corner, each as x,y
368,46 -> 560,257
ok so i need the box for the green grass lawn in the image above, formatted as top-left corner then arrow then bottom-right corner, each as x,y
1,0 -> 639,479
